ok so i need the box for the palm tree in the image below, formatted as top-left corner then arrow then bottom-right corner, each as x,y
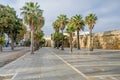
21,2 -> 43,54
57,14 -> 68,50
66,18 -> 75,53
52,20 -> 60,33
34,10 -> 44,50
52,20 -> 60,48
35,9 -> 44,30
85,13 -> 97,51
34,30 -> 44,50
53,32 -> 63,49
72,15 -> 85,50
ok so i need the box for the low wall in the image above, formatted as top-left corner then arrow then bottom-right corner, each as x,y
80,30 -> 120,49
45,40 -> 51,47
48,30 -> 120,50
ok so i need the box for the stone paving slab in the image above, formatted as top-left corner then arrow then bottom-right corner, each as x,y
0,48 -> 87,80
51,48 -> 120,80
0,47 -> 120,80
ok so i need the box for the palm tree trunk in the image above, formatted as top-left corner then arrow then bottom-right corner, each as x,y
61,30 -> 64,50
34,40 -> 39,51
37,41 -> 40,50
77,29 -> 80,50
89,29 -> 93,51
53,40 -> 56,48
70,33 -> 73,53
57,41 -> 59,49
54,40 -> 57,48
31,30 -> 34,54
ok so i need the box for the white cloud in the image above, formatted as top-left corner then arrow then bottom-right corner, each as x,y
0,0 -> 120,35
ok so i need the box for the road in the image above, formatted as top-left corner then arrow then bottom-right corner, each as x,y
0,47 -> 120,80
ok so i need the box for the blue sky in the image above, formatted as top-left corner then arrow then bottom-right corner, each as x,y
0,0 -> 120,35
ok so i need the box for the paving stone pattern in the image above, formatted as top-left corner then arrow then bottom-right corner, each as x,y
0,47 -> 120,80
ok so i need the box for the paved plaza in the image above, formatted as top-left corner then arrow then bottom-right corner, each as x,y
0,47 -> 120,80
0,47 -> 30,67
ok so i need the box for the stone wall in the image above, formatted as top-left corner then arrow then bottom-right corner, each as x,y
49,30 -> 120,50
45,40 -> 51,47
80,30 -> 120,50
